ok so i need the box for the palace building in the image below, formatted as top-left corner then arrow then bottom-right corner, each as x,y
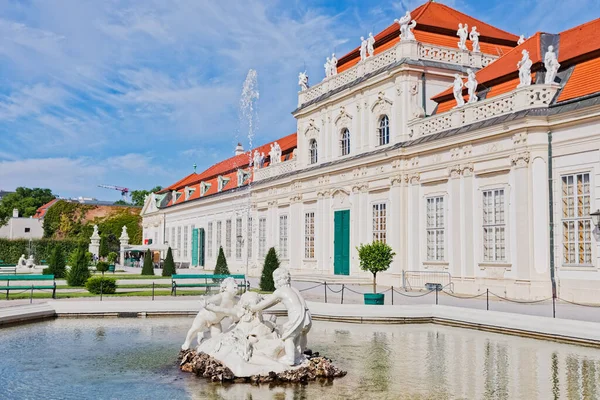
141,1 -> 600,302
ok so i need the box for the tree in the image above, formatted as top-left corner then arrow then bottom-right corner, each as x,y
357,241 -> 396,293
96,261 -> 109,275
113,200 -> 130,206
0,187 -> 55,226
213,246 -> 230,276
43,246 -> 66,278
260,247 -> 279,291
162,247 -> 176,277
67,246 -> 91,286
141,249 -> 154,275
130,186 -> 163,207
99,235 -> 109,258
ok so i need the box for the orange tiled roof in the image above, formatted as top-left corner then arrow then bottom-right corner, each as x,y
162,133 -> 297,207
336,1 -> 517,73
557,57 -> 600,102
558,18 -> 600,64
33,198 -> 58,219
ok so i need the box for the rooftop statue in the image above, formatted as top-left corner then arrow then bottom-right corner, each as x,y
395,11 -> 416,41
517,34 -> 526,45
330,53 -> 338,76
298,71 -> 309,91
269,142 -> 282,165
360,36 -> 368,62
324,57 -> 331,79
466,68 -> 478,103
453,74 -> 465,107
544,45 -> 560,84
470,26 -> 480,53
367,32 -> 376,57
252,150 -> 263,169
517,49 -> 533,87
457,23 -> 469,51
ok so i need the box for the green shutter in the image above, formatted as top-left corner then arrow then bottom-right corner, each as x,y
191,228 -> 199,266
199,228 -> 205,267
334,210 -> 350,275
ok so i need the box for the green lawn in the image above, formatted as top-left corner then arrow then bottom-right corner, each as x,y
89,274 -> 172,280
55,283 -> 172,290
3,289 -> 210,300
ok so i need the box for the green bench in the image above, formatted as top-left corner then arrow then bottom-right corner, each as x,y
0,274 -> 56,299
171,274 -> 247,296
0,264 -> 17,275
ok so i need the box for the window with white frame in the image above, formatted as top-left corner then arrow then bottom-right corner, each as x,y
340,128 -> 350,156
482,189 -> 506,262
183,225 -> 189,258
225,219 -> 232,258
562,173 -> 592,265
247,217 -> 253,258
236,218 -> 243,259
259,218 -> 267,258
207,222 -> 213,258
309,139 -> 318,164
304,212 -> 315,258
372,203 -> 387,243
378,115 -> 390,146
216,221 -> 222,253
426,197 -> 445,261
177,226 -> 182,257
279,215 -> 288,259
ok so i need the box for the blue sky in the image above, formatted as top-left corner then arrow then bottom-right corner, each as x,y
0,0 -> 597,201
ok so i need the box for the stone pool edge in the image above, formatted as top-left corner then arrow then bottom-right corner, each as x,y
2,301 -> 600,348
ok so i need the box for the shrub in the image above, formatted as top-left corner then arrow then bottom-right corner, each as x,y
213,246 -> 229,276
67,246 -> 91,286
260,247 -> 279,292
96,261 -> 109,274
44,246 -> 66,278
357,241 -> 396,293
141,249 -> 154,275
0,238 -> 82,264
99,235 -> 109,258
107,251 -> 118,264
86,276 -> 117,294
162,247 -> 175,277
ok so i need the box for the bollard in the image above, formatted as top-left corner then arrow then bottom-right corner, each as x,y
30,285 -> 33,304
324,282 -> 327,304
152,282 -> 155,301
100,279 -> 103,302
486,289 -> 489,311
391,286 -> 394,305
341,284 -> 345,304
552,296 -> 556,318
435,286 -> 439,305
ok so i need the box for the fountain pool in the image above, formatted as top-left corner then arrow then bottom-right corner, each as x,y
1,317 -> 599,399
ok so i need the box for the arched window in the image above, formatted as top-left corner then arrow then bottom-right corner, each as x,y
340,128 -> 350,156
309,139 -> 318,164
378,115 -> 390,146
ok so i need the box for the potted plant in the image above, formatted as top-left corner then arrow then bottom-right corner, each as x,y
357,241 -> 396,305
107,252 -> 118,273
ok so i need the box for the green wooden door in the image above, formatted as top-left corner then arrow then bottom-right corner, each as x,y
191,228 -> 199,266
198,228 -> 205,267
334,210 -> 350,275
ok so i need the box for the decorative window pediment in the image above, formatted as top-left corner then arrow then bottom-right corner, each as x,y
303,118 -> 320,140
218,175 -> 231,192
334,106 -> 353,128
237,169 -> 251,187
371,91 -> 393,116
184,186 -> 196,200
200,182 -> 211,197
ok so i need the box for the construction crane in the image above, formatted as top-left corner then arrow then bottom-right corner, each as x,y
98,184 -> 130,201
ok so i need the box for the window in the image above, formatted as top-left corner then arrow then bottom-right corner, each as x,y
177,226 -> 182,257
373,203 -> 387,243
218,176 -> 230,192
171,227 -> 175,251
309,139 -> 318,164
562,173 -> 592,265
305,212 -> 315,259
225,219 -> 232,258
482,189 -> 506,262
378,115 -> 390,146
183,226 -> 189,258
259,218 -> 267,258
340,128 -> 350,156
426,197 -> 445,261
247,217 -> 253,258
24,227 -> 30,233
236,218 -> 243,259
216,221 -> 222,253
207,222 -> 213,258
200,182 -> 211,197
279,215 -> 288,259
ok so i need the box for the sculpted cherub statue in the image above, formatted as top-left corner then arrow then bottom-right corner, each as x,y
181,277 -> 239,351
248,267 -> 312,366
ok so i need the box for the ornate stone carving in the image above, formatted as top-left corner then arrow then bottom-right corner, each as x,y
371,91 -> 393,116
298,71 -> 309,91
290,194 -> 303,203
470,26 -> 480,53
392,159 -> 402,169
304,119 -> 320,139
513,132 -> 527,146
517,34 -> 526,45
466,69 -> 478,103
462,163 -> 474,176
453,74 -> 464,107
334,106 -> 353,128
353,167 -> 368,178
449,165 -> 462,178
450,147 -> 461,160
409,83 -> 426,118
457,23 -> 469,51
395,11 -> 416,41
367,33 -> 376,57
324,54 -> 338,79
463,144 -> 472,158
511,151 -> 530,167
409,156 -> 419,167
390,175 -> 405,186
409,173 -> 420,184
360,36 -> 368,62
517,50 -> 533,87
544,45 -> 560,84
317,175 -> 330,186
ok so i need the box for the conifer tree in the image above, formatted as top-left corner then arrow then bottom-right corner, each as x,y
44,246 -> 66,278
260,247 -> 280,292
67,246 -> 91,286
162,247 -> 176,277
141,249 -> 154,275
213,246 -> 230,275
99,235 -> 109,258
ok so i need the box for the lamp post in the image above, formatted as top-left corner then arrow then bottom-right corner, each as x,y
591,209 -> 600,230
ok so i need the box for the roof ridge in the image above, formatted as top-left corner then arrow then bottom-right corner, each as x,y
433,2 -> 517,40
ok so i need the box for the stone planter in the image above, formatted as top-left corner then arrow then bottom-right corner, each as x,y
364,293 -> 384,305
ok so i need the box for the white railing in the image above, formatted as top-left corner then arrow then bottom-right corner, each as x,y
253,159 -> 297,182
408,84 -> 560,137
298,40 -> 499,107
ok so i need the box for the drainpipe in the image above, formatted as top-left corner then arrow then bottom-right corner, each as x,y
421,73 -> 427,116
548,131 -> 557,307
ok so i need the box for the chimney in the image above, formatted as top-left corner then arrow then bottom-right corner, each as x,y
12,208 -> 18,218
235,143 -> 244,156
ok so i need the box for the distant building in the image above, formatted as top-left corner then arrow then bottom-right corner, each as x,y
0,190 -> 13,201
0,208 -> 44,240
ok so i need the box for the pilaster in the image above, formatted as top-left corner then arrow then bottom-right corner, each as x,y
512,151 -> 531,281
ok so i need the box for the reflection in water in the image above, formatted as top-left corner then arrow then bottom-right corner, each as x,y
1,318 -> 600,399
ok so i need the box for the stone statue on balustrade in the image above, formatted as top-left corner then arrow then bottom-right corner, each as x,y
252,150 -> 263,169
544,45 -> 560,84
269,143 -> 281,165
465,69 -> 478,103
330,53 -> 338,76
360,36 -> 368,62
517,49 -> 533,87
367,33 -> 376,57
453,74 -> 465,107
470,26 -> 480,53
517,35 -> 526,45
395,11 -> 416,41
324,57 -> 331,79
457,23 -> 469,51
298,71 -> 309,91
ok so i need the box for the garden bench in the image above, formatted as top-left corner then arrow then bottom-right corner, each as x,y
171,274 -> 247,296
0,264 -> 17,274
0,274 -> 56,299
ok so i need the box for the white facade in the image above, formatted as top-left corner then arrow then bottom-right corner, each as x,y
0,217 -> 44,239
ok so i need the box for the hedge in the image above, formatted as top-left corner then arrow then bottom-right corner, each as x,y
0,238 -> 84,264
86,276 -> 117,294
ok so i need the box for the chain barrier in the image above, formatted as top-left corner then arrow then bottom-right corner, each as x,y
558,297 -> 600,308
489,292 -> 552,304
298,283 -> 324,293
392,287 -> 436,298
325,285 -> 345,294
441,290 -> 487,300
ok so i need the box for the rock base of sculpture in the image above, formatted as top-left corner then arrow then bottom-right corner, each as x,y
179,350 -> 347,384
